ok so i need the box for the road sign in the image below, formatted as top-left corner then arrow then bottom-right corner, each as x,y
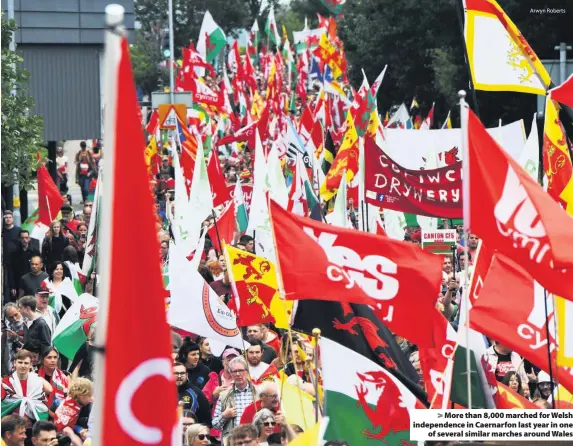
151,91 -> 193,108
158,103 -> 187,129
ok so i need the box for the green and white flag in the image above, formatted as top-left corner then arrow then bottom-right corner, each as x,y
197,11 -> 226,64
250,19 -> 260,49
234,180 -> 249,233
321,337 -> 419,445
21,208 -> 49,243
518,113 -> 539,180
82,172 -> 101,276
327,172 -> 349,228
264,6 -> 281,47
52,293 -> 98,360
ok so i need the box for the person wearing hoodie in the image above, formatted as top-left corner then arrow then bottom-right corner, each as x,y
173,362 -> 212,426
178,339 -> 211,390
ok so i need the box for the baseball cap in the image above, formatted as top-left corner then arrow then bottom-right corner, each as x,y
222,348 -> 240,359
36,285 -> 50,296
61,205 -> 73,213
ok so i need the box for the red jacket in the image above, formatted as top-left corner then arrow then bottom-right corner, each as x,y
239,400 -> 281,433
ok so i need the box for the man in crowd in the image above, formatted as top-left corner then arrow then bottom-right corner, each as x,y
10,230 -> 41,300
212,357 -> 256,442
238,235 -> 255,254
1,415 -> 27,446
2,303 -> 25,375
19,256 -> 48,298
18,296 -> 51,348
3,211 -> 21,301
173,362 -> 212,425
246,325 -> 277,364
230,424 -> 259,446
245,340 -> 270,380
31,420 -> 59,446
35,286 -> 59,335
484,340 -> 529,385
240,381 -> 284,432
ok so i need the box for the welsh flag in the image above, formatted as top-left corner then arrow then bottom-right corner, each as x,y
320,0 -> 346,15
52,294 -> 98,360
265,6 -> 281,47
21,208 -> 49,242
234,180 -> 249,233
321,337 -> 422,445
197,11 -> 226,64
82,170 -> 101,277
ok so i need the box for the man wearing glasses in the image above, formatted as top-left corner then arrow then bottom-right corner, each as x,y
239,381 -> 284,433
212,357 -> 256,443
173,362 -> 212,426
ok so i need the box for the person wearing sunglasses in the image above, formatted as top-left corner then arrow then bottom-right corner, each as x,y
252,409 -> 276,446
184,423 -> 211,446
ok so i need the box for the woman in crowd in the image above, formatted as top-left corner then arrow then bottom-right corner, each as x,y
185,423 -> 211,446
253,409 -> 276,446
197,337 -> 223,375
37,347 -> 69,410
502,371 -> 523,396
42,221 -> 69,267
49,262 -> 76,315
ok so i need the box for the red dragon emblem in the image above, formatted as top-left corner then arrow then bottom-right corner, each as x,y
355,370 -> 410,442
441,147 -> 460,166
79,305 -> 97,336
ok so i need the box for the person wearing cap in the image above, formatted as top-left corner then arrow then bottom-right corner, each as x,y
19,255 -> 49,298
18,295 -> 51,348
35,285 -> 59,335
219,348 -> 240,388
60,205 -> 79,233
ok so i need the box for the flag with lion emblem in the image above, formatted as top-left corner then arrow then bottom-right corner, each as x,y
225,245 -> 293,329
321,337 -> 423,445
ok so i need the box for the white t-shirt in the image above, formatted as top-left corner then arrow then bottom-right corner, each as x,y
57,155 -> 68,174
248,362 -> 270,380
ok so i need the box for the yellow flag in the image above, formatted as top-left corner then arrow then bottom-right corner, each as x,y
279,375 -> 316,431
287,421 -> 321,445
557,297 -> 573,367
144,136 -> 158,167
225,245 -> 293,329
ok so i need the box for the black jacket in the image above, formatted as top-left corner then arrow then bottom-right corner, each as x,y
177,382 -> 212,426
9,246 -> 41,290
42,236 -> 69,269
186,362 -> 211,390
24,317 -> 51,348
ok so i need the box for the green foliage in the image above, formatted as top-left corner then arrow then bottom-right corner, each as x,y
130,33 -> 169,96
1,16 -> 44,188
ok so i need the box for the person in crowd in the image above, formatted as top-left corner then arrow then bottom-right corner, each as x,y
210,269 -> 231,302
3,211 -> 21,301
230,424 -> 259,446
502,370 -> 523,396
245,340 -> 270,381
37,347 -> 69,409
238,235 -> 255,253
1,415 -> 27,446
22,340 -> 43,370
197,337 -> 223,374
219,348 -> 240,389
48,262 -> 75,315
59,205 -> 79,233
54,377 -> 93,446
9,230 -> 41,300
253,409 -> 277,446
31,420 -> 59,446
533,371 -> 553,402
70,324 -> 96,381
1,350 -> 52,423
35,285 -> 59,335
246,325 -> 277,364
484,340 -> 529,386
177,339 -> 211,390
173,362 -> 212,426
212,357 -> 256,442
240,382 -> 283,429
56,145 -> 69,192
41,221 -> 69,268
184,423 -> 211,446
160,240 -> 169,267
181,409 -> 198,441
68,224 -> 87,266
2,303 -> 25,375
172,330 -> 183,361
19,256 -> 49,298
17,296 -> 51,349
75,141 -> 95,202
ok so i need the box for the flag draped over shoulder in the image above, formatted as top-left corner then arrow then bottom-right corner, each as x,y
466,107 -> 573,302
270,200 -> 442,346
98,37 -> 177,444
463,0 -> 551,94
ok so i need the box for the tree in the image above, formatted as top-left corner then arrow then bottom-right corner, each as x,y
1,16 -> 44,189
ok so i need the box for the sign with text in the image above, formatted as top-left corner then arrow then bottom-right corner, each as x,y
158,104 -> 187,129
422,230 -> 457,254
364,137 -> 463,218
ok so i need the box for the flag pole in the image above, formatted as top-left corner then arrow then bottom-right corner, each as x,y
92,4 -> 124,445
312,327 -> 321,423
211,208 -> 223,256
459,89 -> 472,409
543,289 -> 557,408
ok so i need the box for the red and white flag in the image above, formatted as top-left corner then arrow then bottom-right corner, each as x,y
207,152 -> 231,207
466,107 -> 573,302
549,73 -> 573,109
37,166 -> 64,226
470,253 -> 573,394
269,200 -> 443,346
96,30 -> 178,444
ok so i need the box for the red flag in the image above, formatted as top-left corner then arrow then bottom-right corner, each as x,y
37,166 -> 64,226
207,153 -> 231,207
467,108 -> 573,302
494,381 -> 537,409
100,38 -> 177,443
419,310 -> 458,407
207,201 -> 235,254
470,253 -> 573,394
269,200 -> 442,346
145,109 -> 159,135
549,73 -> 573,109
